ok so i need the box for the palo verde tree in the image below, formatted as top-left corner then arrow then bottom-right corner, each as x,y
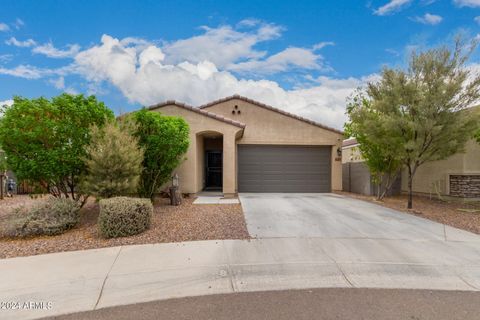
81,121 -> 144,199
0,94 -> 114,205
346,39 -> 480,209
128,109 -> 189,200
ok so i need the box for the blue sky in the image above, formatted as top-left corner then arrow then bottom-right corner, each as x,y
1,0 -> 480,129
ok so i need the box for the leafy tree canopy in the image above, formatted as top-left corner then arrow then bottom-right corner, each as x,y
345,93 -> 403,199
128,109 -> 189,200
346,39 -> 480,208
475,124 -> 480,144
0,94 -> 114,204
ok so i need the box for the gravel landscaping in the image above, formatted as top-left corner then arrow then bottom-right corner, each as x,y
337,191 -> 480,234
0,195 -> 40,217
0,196 -> 249,259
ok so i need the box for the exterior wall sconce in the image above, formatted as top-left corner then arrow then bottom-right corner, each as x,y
337,147 -> 342,157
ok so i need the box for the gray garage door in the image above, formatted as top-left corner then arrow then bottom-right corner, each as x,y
238,145 -> 331,193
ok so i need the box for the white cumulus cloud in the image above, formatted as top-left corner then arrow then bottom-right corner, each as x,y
453,0 -> 480,7
72,34 -> 371,129
237,18 -> 261,28
312,42 -> 335,50
32,43 -> 80,58
163,23 -> 282,68
5,37 -> 36,47
229,47 -> 326,74
49,76 -> 65,90
0,23 -> 9,32
374,0 -> 412,15
0,65 -> 46,79
14,18 -> 24,29
413,13 -> 443,25
0,54 -> 13,63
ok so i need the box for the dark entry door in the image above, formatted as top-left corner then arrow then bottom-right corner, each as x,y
205,151 -> 222,190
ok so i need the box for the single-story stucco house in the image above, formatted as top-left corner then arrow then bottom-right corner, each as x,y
148,95 -> 344,197
342,137 -> 480,198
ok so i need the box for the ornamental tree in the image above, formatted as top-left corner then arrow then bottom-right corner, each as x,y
345,93 -> 403,200
346,39 -> 480,209
0,94 -> 114,205
128,109 -> 189,200
81,122 -> 144,199
0,150 -> 7,173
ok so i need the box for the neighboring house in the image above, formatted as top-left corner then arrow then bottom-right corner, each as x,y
402,139 -> 480,198
149,95 -> 344,197
342,138 -> 480,198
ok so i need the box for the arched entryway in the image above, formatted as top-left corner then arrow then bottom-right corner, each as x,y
196,131 -> 224,191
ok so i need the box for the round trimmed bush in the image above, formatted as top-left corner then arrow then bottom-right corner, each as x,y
3,197 -> 80,238
98,197 -> 153,238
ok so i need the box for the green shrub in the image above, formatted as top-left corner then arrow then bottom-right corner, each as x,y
3,198 -> 80,238
98,197 -> 153,238
128,109 -> 189,200
0,94 -> 114,205
81,122 -> 144,199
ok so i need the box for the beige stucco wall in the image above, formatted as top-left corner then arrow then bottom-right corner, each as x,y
196,135 -> 204,192
343,139 -> 480,196
400,140 -> 480,195
152,104 -> 243,196
341,145 -> 363,164
202,99 -> 344,191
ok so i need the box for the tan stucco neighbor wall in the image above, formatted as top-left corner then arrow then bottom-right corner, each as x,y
151,104 -> 243,196
343,139 -> 480,197
400,140 -> 480,196
341,145 -> 363,164
201,98 -> 344,191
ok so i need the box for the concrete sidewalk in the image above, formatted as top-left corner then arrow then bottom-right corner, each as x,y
1,234 -> 480,320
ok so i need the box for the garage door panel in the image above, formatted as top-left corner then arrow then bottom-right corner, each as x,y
238,145 -> 331,193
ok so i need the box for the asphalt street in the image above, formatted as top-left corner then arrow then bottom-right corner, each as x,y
49,288 -> 480,320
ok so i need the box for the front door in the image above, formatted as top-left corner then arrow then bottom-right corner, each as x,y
205,151 -> 223,190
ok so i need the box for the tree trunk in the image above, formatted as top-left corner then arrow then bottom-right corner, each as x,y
0,174 -> 4,200
407,166 -> 413,209
379,173 -> 392,200
376,177 -> 381,200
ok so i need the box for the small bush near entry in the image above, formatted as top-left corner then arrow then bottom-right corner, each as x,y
98,197 -> 153,238
3,198 -> 80,238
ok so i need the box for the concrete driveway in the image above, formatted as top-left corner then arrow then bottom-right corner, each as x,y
239,193 -> 479,241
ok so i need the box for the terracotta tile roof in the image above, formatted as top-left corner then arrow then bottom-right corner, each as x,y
198,94 -> 344,135
342,138 -> 358,148
148,101 -> 246,129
